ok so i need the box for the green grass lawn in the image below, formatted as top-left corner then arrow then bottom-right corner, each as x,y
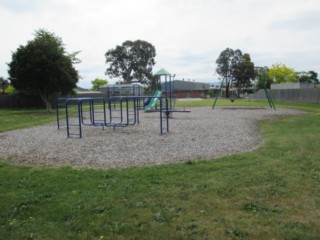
1,100 -> 320,239
0,108 -> 56,132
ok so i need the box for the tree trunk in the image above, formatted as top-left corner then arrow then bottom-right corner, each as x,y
39,93 -> 52,112
44,100 -> 52,112
226,82 -> 230,98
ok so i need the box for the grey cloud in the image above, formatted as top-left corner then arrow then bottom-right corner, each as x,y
0,0 -> 42,13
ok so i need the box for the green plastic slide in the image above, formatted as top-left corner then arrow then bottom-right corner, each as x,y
144,90 -> 162,110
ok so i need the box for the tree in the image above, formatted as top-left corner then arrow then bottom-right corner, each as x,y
254,66 -> 274,89
216,48 -> 242,97
233,53 -> 255,90
308,70 -> 319,83
297,70 -> 319,83
91,78 -> 108,91
268,63 -> 297,83
0,77 -> 9,94
105,40 -> 156,84
8,29 -> 80,111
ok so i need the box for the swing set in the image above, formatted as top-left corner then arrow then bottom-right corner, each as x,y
212,75 -> 276,110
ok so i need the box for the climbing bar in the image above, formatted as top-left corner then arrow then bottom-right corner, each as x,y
56,96 -> 170,138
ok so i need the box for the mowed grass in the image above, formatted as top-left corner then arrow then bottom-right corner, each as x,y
0,108 -> 56,132
1,99 -> 320,239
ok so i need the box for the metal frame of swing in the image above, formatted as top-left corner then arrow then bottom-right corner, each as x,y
211,76 -> 276,110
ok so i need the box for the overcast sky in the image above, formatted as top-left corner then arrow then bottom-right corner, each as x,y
1,0 -> 320,88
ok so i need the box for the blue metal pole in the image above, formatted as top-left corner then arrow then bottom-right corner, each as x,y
160,98 -> 162,134
56,98 -> 60,129
78,99 -> 82,138
165,97 -> 169,132
66,100 -> 70,137
126,97 -> 129,125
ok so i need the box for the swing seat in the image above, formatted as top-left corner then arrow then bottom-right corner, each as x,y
229,93 -> 237,102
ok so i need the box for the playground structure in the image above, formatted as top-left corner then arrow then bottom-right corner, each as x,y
212,75 -> 276,110
144,90 -> 163,111
56,68 -> 192,138
154,68 -> 191,113
56,95 -> 169,138
155,68 -> 175,109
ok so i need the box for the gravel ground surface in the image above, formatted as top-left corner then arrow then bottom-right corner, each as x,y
0,107 -> 303,169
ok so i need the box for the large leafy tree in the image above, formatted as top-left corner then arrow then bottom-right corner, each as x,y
254,66 -> 274,89
91,78 -> 108,91
297,70 -> 319,83
268,63 -> 297,83
105,40 -> 156,84
233,53 -> 255,90
308,70 -> 319,83
8,29 -> 80,111
216,48 -> 242,97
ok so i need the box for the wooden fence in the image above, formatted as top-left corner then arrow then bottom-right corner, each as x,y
0,94 -> 45,108
249,88 -> 320,103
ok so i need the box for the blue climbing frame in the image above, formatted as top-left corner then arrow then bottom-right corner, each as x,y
56,97 -> 106,138
56,96 -> 169,138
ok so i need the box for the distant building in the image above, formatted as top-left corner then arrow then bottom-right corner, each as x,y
162,80 -> 210,98
208,82 -> 221,89
100,83 -> 145,97
74,87 -> 101,94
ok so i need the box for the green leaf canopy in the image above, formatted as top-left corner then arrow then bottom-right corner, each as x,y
105,40 -> 156,84
8,29 -> 80,111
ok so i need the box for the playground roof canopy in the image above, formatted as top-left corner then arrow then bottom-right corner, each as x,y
155,68 -> 171,76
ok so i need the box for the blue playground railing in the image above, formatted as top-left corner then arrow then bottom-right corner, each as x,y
56,96 -> 169,138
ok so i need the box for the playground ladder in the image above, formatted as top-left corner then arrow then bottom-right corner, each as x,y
159,98 -> 169,134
